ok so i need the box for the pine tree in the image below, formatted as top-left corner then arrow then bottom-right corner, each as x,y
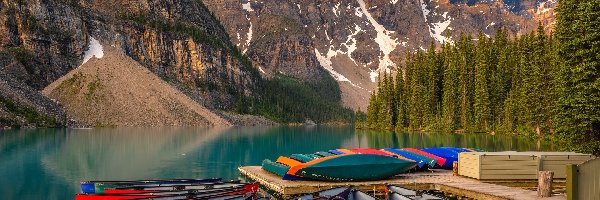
474,32 -> 491,130
395,66 -> 407,130
366,91 -> 378,129
442,44 -> 460,131
355,109 -> 364,129
458,33 -> 475,129
554,0 -> 600,154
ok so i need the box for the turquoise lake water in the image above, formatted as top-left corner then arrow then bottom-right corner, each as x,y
0,126 -> 556,200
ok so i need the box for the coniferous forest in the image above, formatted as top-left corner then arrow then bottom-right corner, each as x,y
357,1 -> 599,155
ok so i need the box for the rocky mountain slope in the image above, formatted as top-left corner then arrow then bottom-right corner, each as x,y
0,0 -> 266,127
43,44 -> 231,127
202,0 -> 557,110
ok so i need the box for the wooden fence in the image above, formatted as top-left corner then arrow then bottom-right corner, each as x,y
567,158 -> 600,200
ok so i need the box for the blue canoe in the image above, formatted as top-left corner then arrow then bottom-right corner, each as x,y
421,147 -> 474,168
383,148 -> 428,168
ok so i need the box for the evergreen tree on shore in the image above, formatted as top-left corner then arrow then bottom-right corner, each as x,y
554,0 -> 600,154
357,1 -> 599,154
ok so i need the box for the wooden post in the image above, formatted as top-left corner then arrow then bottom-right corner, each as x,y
566,164 -> 578,200
452,161 -> 458,176
537,171 -> 554,197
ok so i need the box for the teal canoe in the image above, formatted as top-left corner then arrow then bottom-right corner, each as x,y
291,154 -> 416,182
261,159 -> 290,177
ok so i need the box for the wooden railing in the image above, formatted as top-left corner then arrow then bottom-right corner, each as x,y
567,158 -> 600,200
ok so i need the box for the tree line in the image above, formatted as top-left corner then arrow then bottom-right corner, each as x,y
357,0 -> 599,154
358,26 -> 555,134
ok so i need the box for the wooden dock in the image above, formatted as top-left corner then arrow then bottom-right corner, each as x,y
239,166 -> 566,200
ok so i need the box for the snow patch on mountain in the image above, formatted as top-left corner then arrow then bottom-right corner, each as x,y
357,0 -> 398,82
243,23 -> 253,54
242,1 -> 253,12
420,0 -> 452,44
419,0 -> 430,21
333,3 -> 341,17
314,48 -> 363,90
81,37 -> 104,66
431,19 -> 452,44
486,22 -> 496,29
537,0 -> 554,14
391,0 -> 399,4
354,7 -> 363,17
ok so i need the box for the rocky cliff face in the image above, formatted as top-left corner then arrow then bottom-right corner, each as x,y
202,0 -> 557,110
0,0 -> 262,127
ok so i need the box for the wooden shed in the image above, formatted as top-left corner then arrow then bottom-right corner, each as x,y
458,152 -> 595,180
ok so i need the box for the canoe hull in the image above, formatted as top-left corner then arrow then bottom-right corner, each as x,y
294,154 -> 416,181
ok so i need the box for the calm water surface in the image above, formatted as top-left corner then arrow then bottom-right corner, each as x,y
0,126 -> 556,200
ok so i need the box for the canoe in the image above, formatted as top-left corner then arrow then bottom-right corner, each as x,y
76,183 -> 258,200
291,154 -> 320,162
335,148 -> 356,154
421,147 -> 462,168
328,149 -> 346,155
75,190 -> 247,200
352,148 -> 417,164
383,148 -> 436,168
101,181 -> 244,193
262,159 -> 304,180
388,192 -> 413,200
401,148 -> 447,167
297,187 -> 351,199
387,185 -> 417,197
387,185 -> 443,200
288,154 -> 416,181
381,149 -> 426,168
350,148 -> 395,156
315,151 -> 335,157
351,189 -> 378,200
80,178 -> 222,194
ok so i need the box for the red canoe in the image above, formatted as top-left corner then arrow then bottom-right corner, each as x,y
350,148 -> 395,156
401,148 -> 447,167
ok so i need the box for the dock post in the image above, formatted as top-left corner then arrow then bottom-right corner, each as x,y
537,171 -> 554,197
566,164 -> 578,200
452,161 -> 458,176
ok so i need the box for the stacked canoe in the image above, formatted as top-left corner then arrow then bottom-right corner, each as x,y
294,185 -> 445,200
75,178 -> 260,200
296,187 -> 378,200
262,147 -> 481,182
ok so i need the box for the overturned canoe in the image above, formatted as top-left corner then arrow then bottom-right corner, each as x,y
387,185 -> 443,200
76,182 -> 259,200
350,148 -> 395,156
288,154 -> 416,182
421,147 -> 461,168
401,148 -> 447,168
383,148 -> 437,168
297,187 -> 352,199
80,178 -> 223,194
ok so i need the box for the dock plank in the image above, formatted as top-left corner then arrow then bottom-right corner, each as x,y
239,166 -> 565,200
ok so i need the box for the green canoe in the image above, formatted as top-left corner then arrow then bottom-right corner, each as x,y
292,154 -> 416,182
262,159 -> 290,177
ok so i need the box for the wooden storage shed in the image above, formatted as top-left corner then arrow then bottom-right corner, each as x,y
458,152 -> 594,180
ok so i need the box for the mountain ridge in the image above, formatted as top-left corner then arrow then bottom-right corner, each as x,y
202,0 -> 557,110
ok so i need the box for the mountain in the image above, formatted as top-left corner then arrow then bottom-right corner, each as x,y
42,45 -> 231,127
202,0 -> 557,110
0,0 -> 556,127
0,0 -> 265,127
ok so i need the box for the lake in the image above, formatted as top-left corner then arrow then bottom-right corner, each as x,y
0,126 -> 556,200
